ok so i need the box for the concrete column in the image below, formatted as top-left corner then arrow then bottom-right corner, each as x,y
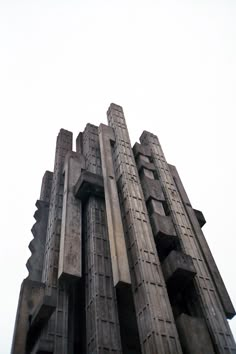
82,123 -> 122,354
107,103 -> 182,354
58,152 -> 85,282
98,123 -> 131,287
169,163 -> 235,319
38,129 -> 73,354
140,131 -> 236,353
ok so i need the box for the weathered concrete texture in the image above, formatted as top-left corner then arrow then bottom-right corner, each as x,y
39,129 -> 73,354
40,170 -> 53,203
82,123 -> 122,353
133,142 -> 152,159
136,157 -> 156,175
150,213 -> 178,249
141,175 -> 165,203
11,279 -> 44,354
12,103 -> 236,354
27,171 -> 53,283
193,208 -> 206,228
107,103 -> 182,354
74,170 -> 104,201
58,152 -> 85,282
147,199 -> 166,216
176,313 -> 215,354
162,250 -> 196,293
27,292 -> 56,353
140,131 -> 236,352
99,123 -> 131,287
169,163 -> 236,320
27,200 -> 50,282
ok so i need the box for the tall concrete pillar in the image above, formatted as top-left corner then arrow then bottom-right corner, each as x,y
107,104 -> 182,354
58,152 -> 84,282
169,163 -> 235,320
98,123 -> 131,288
140,131 -> 236,353
37,129 -> 73,354
81,123 -> 122,353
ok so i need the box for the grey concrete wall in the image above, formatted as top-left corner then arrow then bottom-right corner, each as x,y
169,163 -> 235,320
58,152 -> 84,282
82,123 -> 122,354
38,129 -> 73,354
98,123 -> 130,288
107,103 -> 182,354
140,130 -> 236,353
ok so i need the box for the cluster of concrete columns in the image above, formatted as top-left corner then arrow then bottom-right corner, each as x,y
12,104 -> 235,354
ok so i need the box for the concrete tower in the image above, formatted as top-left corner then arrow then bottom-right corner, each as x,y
12,104 -> 235,353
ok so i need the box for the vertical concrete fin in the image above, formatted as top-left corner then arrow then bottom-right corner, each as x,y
98,123 -> 131,287
58,152 -> 85,282
140,130 -> 236,352
82,123 -> 122,353
169,164 -> 235,319
107,103 -> 182,354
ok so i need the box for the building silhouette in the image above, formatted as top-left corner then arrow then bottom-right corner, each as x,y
12,103 -> 235,353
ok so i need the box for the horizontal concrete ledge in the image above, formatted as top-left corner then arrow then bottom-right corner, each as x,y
27,294 -> 56,351
30,294 -> 56,329
58,271 -> 81,284
74,171 -> 104,201
162,250 -> 196,292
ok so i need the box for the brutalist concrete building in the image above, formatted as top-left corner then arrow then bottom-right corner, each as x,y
12,103 -> 235,353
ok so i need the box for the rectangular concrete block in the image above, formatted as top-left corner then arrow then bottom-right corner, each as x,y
162,250 -> 196,292
140,167 -> 155,179
58,152 -> 85,282
99,123 -> 131,287
74,170 -> 104,201
193,208 -> 206,228
132,142 -> 151,158
147,199 -> 166,216
141,175 -> 165,202
150,213 -> 177,239
136,155 -> 156,173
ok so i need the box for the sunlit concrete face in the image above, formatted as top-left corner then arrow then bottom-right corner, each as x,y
11,104 -> 235,354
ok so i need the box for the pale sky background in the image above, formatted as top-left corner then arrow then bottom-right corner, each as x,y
0,0 -> 236,352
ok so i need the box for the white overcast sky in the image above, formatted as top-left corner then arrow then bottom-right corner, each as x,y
0,0 -> 236,352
